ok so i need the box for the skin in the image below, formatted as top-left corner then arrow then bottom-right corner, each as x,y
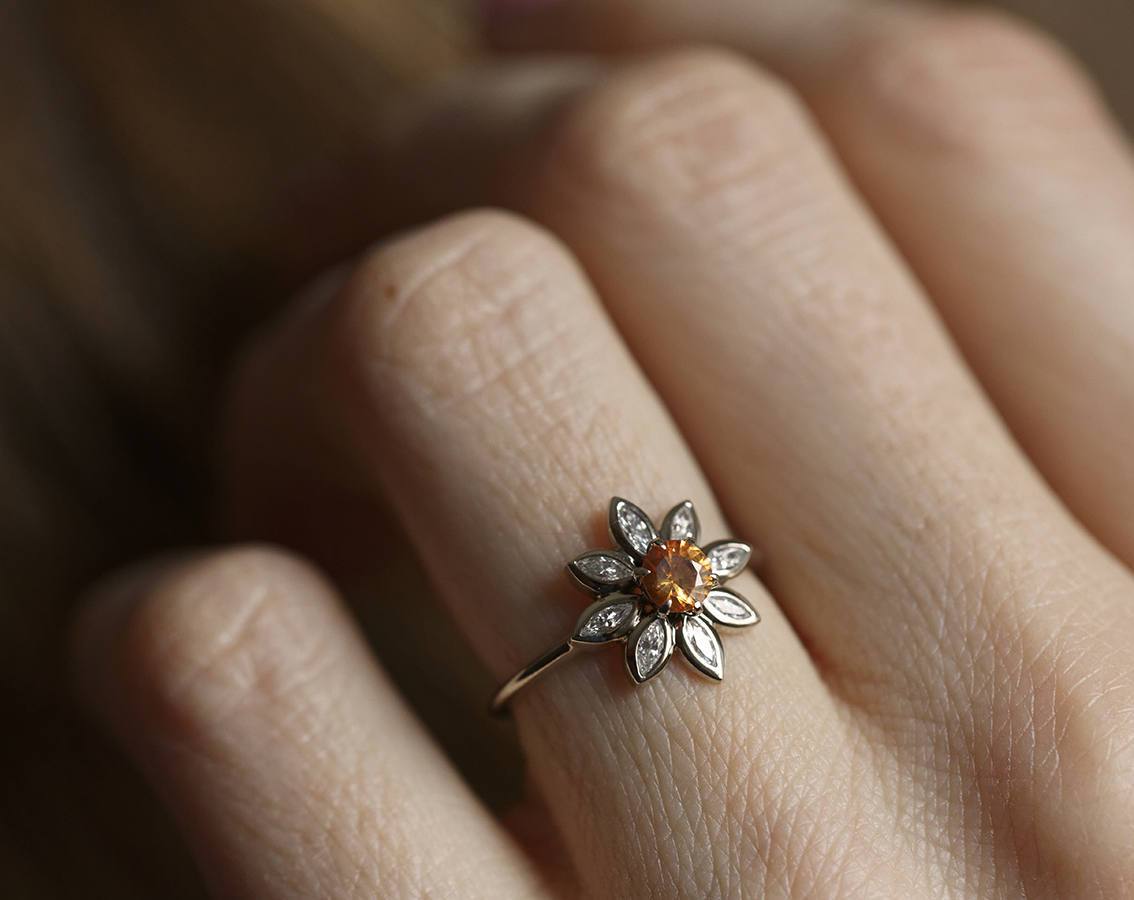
74,3 -> 1134,897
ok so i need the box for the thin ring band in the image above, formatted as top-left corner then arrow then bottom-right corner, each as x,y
491,642 -> 573,714
490,497 -> 761,714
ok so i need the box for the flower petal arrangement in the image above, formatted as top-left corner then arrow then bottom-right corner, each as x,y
568,498 -> 760,684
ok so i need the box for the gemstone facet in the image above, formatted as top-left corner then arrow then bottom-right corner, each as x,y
640,540 -> 714,613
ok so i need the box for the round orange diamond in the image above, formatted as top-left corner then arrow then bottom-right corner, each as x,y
640,540 -> 713,613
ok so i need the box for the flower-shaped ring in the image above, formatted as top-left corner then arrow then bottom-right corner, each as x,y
491,498 -> 761,713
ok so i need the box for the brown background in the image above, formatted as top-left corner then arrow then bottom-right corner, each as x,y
2,1 -> 1131,897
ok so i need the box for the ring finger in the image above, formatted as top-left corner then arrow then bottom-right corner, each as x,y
498,48 -> 1134,892
228,210 -> 916,896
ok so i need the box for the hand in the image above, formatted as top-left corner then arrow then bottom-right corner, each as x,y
74,3 -> 1134,897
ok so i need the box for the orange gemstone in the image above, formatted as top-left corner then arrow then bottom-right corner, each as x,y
640,540 -> 713,613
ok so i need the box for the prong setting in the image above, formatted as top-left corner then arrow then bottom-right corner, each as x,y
606,501 -> 757,681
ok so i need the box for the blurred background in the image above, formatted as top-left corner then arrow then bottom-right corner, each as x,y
2,1 -> 1132,896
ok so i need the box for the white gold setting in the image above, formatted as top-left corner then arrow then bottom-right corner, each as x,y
491,498 -> 761,713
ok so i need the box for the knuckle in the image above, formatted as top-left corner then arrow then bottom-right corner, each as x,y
118,546 -> 336,737
333,208 -> 585,407
354,207 -> 550,292
542,47 -> 814,214
837,9 -> 1102,155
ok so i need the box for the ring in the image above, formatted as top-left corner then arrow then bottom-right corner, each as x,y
491,497 -> 761,713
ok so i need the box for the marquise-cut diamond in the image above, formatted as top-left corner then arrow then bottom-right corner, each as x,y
707,543 -> 749,579
575,553 -> 633,584
617,502 -> 656,555
684,616 -> 720,668
703,589 -> 758,627
635,618 -> 668,676
668,506 -> 696,540
708,595 -> 747,620
580,602 -> 636,638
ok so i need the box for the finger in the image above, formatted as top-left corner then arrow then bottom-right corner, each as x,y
73,547 -> 545,899
222,267 -> 527,808
232,210 -> 917,896
799,10 -> 1134,567
373,58 -> 599,236
485,1 -> 1134,570
498,50 -> 1134,894
481,0 -> 873,68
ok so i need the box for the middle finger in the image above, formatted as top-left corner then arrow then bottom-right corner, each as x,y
503,48 -> 1134,882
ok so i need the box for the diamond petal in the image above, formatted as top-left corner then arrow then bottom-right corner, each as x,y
678,615 -> 724,680
703,540 -> 752,581
625,615 -> 674,683
702,588 -> 760,629
568,550 -> 637,593
573,596 -> 641,644
661,500 -> 700,542
609,497 -> 658,560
